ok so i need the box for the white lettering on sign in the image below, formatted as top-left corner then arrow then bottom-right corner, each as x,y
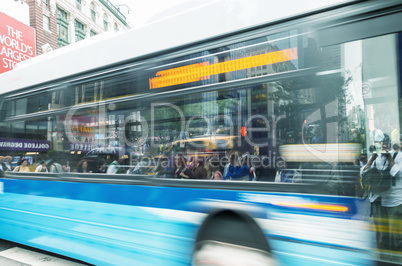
0,13 -> 36,73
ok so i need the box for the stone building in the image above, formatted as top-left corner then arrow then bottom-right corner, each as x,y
26,0 -> 130,55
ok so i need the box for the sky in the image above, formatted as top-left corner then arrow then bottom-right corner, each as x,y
111,0 -> 353,28
111,0 -> 193,27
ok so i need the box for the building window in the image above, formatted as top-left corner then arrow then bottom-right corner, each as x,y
90,2 -> 96,23
42,0 -> 49,10
57,7 -> 68,21
43,15 -> 50,31
57,7 -> 69,47
76,0 -> 81,10
75,19 -> 85,42
90,30 -> 97,37
114,23 -> 119,32
58,24 -> 69,46
103,14 -> 109,31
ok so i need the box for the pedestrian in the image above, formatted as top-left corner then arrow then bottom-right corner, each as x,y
48,159 -> 63,173
62,161 -> 71,172
4,156 -> 14,171
13,159 -> 30,172
224,152 -> 250,181
35,161 -> 48,172
75,160 -> 92,173
107,156 -> 125,174
192,157 -> 208,179
0,156 -> 5,177
208,157 -> 223,180
361,132 -> 402,261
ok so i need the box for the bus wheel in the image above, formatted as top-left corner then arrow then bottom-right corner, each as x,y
193,210 -> 276,266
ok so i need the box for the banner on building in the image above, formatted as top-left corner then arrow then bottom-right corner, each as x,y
0,12 -> 36,74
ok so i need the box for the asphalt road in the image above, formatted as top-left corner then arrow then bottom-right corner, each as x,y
1,238 -> 400,266
0,239 -> 90,266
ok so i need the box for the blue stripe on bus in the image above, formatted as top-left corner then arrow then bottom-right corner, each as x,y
0,178 -> 372,265
1,178 -> 357,218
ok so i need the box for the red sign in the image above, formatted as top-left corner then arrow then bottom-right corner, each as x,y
0,12 -> 36,74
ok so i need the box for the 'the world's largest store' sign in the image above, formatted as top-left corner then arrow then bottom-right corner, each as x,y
0,12 -> 36,74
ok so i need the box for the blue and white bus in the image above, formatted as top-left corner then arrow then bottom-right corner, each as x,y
1,0 -> 402,264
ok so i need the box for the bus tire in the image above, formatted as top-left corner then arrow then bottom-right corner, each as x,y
193,210 -> 276,266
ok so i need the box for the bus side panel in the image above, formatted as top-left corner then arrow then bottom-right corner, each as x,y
0,178 -> 374,265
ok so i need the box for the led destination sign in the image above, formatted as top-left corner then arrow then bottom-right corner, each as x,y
149,47 -> 298,90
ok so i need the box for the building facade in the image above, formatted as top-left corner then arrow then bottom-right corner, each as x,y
26,0 -> 129,55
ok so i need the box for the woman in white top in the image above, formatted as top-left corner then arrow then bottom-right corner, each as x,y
35,161 -> 48,172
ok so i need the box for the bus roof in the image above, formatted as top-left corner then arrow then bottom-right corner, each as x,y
0,0 -> 353,94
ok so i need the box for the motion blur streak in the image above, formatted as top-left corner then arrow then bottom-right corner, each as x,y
272,202 -> 349,212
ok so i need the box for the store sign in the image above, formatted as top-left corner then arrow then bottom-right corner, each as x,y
0,138 -> 50,151
0,12 -> 36,74
70,143 -> 97,153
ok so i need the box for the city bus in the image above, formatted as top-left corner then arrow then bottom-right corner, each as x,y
0,0 -> 401,264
